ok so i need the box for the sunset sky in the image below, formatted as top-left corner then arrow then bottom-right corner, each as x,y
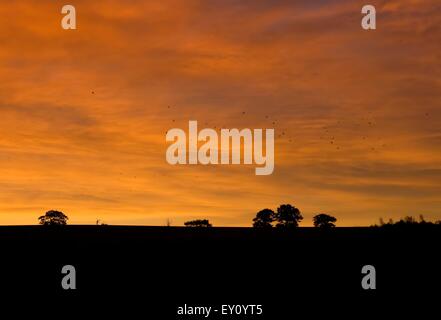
0,0 -> 440,226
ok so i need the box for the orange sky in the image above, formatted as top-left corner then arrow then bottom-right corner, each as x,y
0,0 -> 440,226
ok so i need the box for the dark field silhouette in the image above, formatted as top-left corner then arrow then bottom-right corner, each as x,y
0,224 -> 439,317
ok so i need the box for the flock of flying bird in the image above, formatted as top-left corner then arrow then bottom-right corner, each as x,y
86,90 -> 433,183
163,104 -> 391,153
88,90 -> 401,154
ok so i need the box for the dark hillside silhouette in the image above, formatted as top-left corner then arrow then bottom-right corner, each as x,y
0,210 -> 438,316
0,224 -> 440,317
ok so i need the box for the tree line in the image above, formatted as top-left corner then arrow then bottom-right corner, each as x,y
251,204 -> 336,229
37,208 -> 440,228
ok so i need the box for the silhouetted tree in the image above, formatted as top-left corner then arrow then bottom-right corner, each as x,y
313,213 -> 337,228
275,204 -> 303,228
253,209 -> 275,228
184,219 -> 212,227
38,210 -> 68,226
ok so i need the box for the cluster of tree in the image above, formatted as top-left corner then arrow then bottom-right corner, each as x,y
184,219 -> 212,228
38,209 -> 440,230
375,215 -> 441,228
252,204 -> 337,229
38,210 -> 68,226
